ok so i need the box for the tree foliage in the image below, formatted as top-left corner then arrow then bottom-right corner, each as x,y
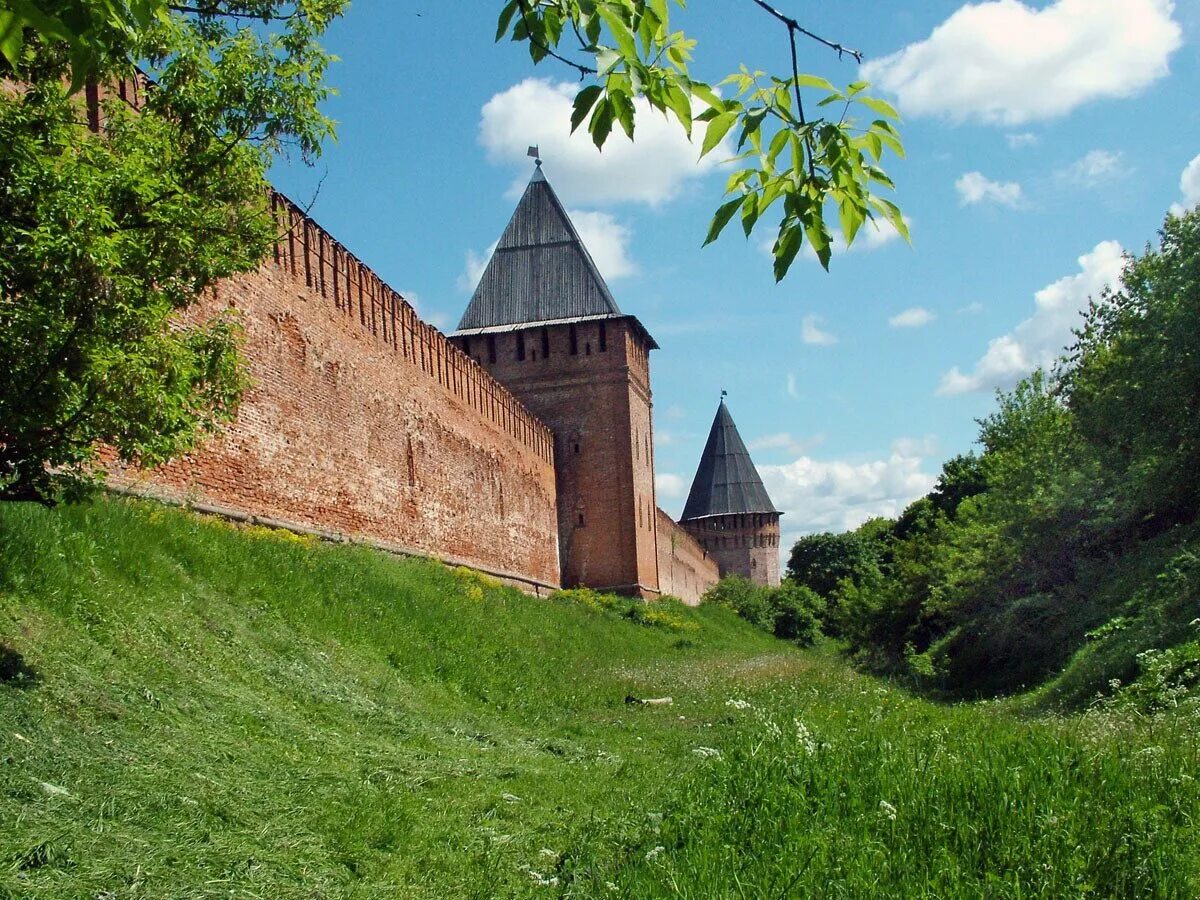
806,208 -> 1200,702
0,0 -> 344,503
702,575 -> 822,647
497,0 -> 907,276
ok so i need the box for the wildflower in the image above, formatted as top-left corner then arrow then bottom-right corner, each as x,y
606,882 -> 619,892
725,699 -> 752,710
539,848 -> 559,860
692,746 -> 722,760
794,719 -> 817,755
879,800 -> 897,821
645,845 -> 665,862
528,871 -> 559,887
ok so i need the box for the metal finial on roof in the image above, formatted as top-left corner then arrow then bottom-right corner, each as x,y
527,145 -> 541,166
721,389 -> 728,399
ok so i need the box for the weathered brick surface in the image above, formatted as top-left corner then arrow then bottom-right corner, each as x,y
451,318 -> 660,596
111,196 -> 560,591
655,509 -> 720,605
682,514 -> 781,587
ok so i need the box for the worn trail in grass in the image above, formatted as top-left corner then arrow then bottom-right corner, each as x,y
1,499 -> 1197,897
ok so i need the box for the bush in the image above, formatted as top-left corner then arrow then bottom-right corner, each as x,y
702,576 -> 822,647
770,582 -> 823,647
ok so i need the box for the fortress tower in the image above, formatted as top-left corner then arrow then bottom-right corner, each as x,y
680,399 -> 782,587
449,166 -> 661,597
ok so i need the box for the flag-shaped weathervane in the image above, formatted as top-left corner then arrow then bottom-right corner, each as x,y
527,145 -> 541,166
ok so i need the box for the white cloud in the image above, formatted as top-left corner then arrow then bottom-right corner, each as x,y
664,404 -> 686,421
478,78 -> 721,206
749,432 -> 826,456
1058,149 -> 1127,187
938,240 -> 1126,395
457,208 -> 636,292
565,209 -> 637,279
957,301 -> 985,315
1007,132 -> 1038,149
655,473 -> 686,500
785,373 -> 799,399
1169,153 -> 1200,216
801,315 -> 837,346
457,242 -> 497,293
889,307 -> 937,328
862,0 -> 1182,126
761,441 -> 939,539
956,171 -> 1024,207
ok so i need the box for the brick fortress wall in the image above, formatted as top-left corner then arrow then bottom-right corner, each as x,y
655,509 -> 720,606
110,193 -> 561,591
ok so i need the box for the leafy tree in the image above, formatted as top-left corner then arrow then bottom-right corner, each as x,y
0,1 -> 344,503
1065,208 -> 1200,531
786,531 -> 878,598
770,580 -> 822,646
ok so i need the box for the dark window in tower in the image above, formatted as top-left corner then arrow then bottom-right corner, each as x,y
599,321 -> 607,351
585,342 -> 591,355
569,325 -> 578,355
573,441 -> 580,454
578,512 -> 585,526
487,334 -> 497,364
462,337 -> 471,356
541,327 -> 550,359
516,332 -> 526,361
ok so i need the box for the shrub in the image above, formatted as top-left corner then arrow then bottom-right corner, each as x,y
770,582 -> 823,647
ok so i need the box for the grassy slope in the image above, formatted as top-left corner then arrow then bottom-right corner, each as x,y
1,499 -> 1197,898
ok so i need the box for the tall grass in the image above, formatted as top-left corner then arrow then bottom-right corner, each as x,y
1,497 -> 1196,897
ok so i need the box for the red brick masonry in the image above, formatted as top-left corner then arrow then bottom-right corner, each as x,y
110,195 -> 561,592
656,509 -> 720,605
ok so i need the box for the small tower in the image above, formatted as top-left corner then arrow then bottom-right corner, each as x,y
449,165 -> 661,597
679,399 -> 782,587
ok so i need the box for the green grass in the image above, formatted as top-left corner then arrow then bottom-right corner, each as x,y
1,498 -> 1197,897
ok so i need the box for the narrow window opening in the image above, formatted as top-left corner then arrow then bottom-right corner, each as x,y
541,327 -> 550,359
487,335 -> 497,364
569,325 -> 578,355
573,441 -> 580,454
585,342 -> 591,355
462,337 -> 471,356
516,332 -> 526,361
578,512 -> 585,526
599,321 -> 607,351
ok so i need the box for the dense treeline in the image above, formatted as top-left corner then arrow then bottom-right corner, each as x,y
787,209 -> 1200,706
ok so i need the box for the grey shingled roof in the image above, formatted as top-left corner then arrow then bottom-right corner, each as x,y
456,167 -> 624,332
681,401 -> 781,520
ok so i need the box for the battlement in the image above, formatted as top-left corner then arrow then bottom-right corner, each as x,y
268,193 -> 554,464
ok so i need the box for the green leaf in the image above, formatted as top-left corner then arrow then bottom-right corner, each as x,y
773,223 -> 804,281
0,11 -> 24,70
794,74 -> 836,93
700,110 -> 736,157
704,196 -> 742,246
495,1 -> 519,42
740,192 -> 760,237
596,4 -> 638,61
859,95 -> 901,120
570,85 -> 604,133
589,97 -> 615,148
663,81 -> 692,134
610,89 -> 636,139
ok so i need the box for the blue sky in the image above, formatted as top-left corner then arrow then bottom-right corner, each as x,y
269,1 -> 1200,550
